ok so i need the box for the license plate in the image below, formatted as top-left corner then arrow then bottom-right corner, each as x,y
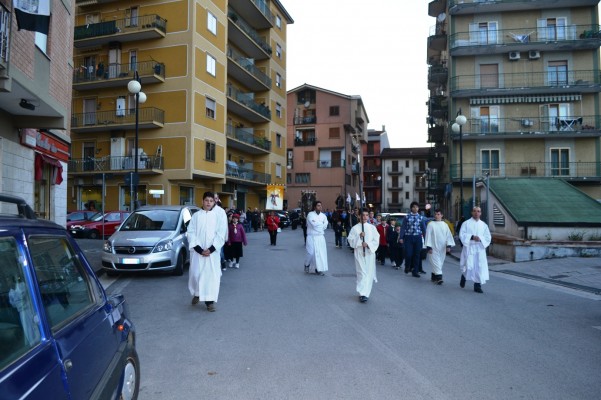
121,258 -> 140,264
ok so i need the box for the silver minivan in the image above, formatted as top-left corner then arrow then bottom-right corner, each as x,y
101,205 -> 198,275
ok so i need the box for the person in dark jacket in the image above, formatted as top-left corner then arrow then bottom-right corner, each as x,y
333,219 -> 344,248
387,219 -> 403,269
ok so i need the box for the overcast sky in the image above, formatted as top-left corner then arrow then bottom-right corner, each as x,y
284,0 -> 432,148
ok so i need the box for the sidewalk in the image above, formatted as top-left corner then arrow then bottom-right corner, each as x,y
449,247 -> 601,296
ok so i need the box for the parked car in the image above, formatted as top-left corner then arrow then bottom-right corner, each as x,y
69,210 -> 130,239
276,210 -> 291,228
102,205 -> 199,276
0,194 -> 139,400
65,209 -> 101,229
387,212 -> 407,226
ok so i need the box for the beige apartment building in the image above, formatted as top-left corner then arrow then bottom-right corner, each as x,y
286,84 -> 368,211
69,0 -> 292,212
0,0 -> 73,225
427,0 -> 601,220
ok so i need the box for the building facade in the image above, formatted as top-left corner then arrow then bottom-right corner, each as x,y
427,0 -> 601,222
362,127 -> 389,212
69,0 -> 292,212
286,84 -> 368,212
0,0 -> 73,224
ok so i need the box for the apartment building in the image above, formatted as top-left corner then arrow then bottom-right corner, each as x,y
362,127 -> 389,212
69,0 -> 292,212
286,84 -> 368,211
427,0 -> 601,220
0,0 -> 73,224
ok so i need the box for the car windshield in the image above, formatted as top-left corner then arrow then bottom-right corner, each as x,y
120,209 -> 180,231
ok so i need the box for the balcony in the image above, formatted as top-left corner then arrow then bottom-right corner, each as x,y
226,84 -> 271,123
449,115 -> 601,139
449,0 -> 597,15
225,164 -> 272,185
387,182 -> 403,190
71,107 -> 165,133
449,162 -> 601,181
428,125 -> 446,143
74,14 -> 167,48
293,137 -> 316,146
387,198 -> 404,208
76,0 -> 119,6
68,155 -> 164,174
317,159 -> 345,168
226,123 -> 271,154
451,70 -> 601,98
387,167 -> 404,175
428,22 -> 447,52
73,60 -> 165,91
229,0 -> 274,29
428,0 -> 447,18
227,46 -> 271,91
363,178 -> 381,188
450,24 -> 601,56
428,63 -> 448,90
293,115 -> 316,125
228,8 -> 272,60
428,95 -> 448,119
363,165 -> 381,173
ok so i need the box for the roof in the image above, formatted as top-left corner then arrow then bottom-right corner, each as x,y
381,147 -> 431,158
489,178 -> 601,226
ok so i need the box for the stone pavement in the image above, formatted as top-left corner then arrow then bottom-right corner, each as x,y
449,247 -> 601,296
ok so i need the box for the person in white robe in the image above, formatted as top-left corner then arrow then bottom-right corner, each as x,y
187,192 -> 228,311
348,210 -> 380,302
459,206 -> 491,293
304,200 -> 329,275
425,209 -> 455,285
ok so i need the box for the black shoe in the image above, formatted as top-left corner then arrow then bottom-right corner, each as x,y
404,267 -> 410,274
191,296 -> 199,305
419,270 -> 426,274
431,273 -> 436,282
474,283 -> 483,293
315,269 -> 325,276
460,275 -> 466,288
304,265 -> 310,274
412,272 -> 421,278
359,296 -> 368,303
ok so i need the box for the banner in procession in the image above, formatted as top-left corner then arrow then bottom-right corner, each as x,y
14,0 -> 50,34
266,184 -> 284,210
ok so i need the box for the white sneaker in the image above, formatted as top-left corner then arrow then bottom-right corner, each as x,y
392,261 -> 396,267
235,263 -> 240,269
228,261 -> 234,268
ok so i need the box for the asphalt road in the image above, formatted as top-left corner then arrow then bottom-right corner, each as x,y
81,230 -> 601,400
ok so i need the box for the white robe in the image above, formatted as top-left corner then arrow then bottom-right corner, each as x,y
459,218 -> 491,284
187,206 -> 228,301
305,211 -> 329,272
348,222 -> 379,297
425,220 -> 455,275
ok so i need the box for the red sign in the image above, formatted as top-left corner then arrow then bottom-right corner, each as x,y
21,129 -> 70,162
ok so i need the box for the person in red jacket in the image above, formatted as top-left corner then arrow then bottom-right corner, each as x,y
225,214 -> 247,268
375,215 -> 388,266
266,211 -> 281,246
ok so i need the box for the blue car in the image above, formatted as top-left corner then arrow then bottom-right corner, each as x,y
0,194 -> 140,400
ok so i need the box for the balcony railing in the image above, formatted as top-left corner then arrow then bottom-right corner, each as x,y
387,198 -> 404,207
449,0 -> 598,14
226,123 -> 271,151
71,107 -> 165,132
73,60 -> 165,89
317,160 -> 345,168
449,162 -> 601,179
74,14 -> 167,47
293,137 -> 316,146
228,8 -> 272,56
225,165 -> 271,184
387,182 -> 403,190
293,116 -> 317,125
450,115 -> 601,137
227,46 -> 271,88
68,155 -> 164,173
450,24 -> 601,53
387,167 -> 404,175
227,84 -> 271,120
451,70 -> 601,96
0,6 -> 9,70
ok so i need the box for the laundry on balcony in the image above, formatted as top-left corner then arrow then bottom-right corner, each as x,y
507,32 -> 534,43
557,117 -> 583,131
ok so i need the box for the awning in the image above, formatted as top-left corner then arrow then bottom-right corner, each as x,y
470,94 -> 582,105
35,153 -> 64,185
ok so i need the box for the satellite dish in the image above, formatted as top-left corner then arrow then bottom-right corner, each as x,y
437,12 -> 446,22
304,101 -> 310,108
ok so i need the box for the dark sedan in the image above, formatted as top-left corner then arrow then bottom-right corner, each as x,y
276,211 -> 291,228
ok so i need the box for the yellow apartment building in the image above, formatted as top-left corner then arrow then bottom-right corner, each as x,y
69,0 -> 292,212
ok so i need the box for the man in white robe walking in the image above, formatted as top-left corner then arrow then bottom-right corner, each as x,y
304,200 -> 329,275
425,209 -> 455,285
459,206 -> 491,293
188,192 -> 228,311
348,209 -> 380,303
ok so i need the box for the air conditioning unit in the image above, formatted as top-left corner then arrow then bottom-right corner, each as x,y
508,51 -> 520,61
528,50 -> 540,60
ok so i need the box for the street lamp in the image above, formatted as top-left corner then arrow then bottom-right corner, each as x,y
451,110 -> 467,220
127,72 -> 146,211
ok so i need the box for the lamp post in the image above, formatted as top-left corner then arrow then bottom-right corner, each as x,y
127,72 -> 147,211
451,110 -> 467,220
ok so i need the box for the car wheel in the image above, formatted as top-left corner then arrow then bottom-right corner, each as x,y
120,349 -> 140,400
172,250 -> 184,276
88,229 -> 100,240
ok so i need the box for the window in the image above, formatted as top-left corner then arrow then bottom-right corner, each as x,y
406,175 -> 410,183
329,127 -> 340,138
405,191 -> 410,199
206,97 -> 216,119
392,160 -> 399,171
276,133 -> 282,148
367,143 -> 375,155
275,73 -> 282,88
207,53 -> 216,76
304,151 -> 314,161
481,149 -> 500,176
295,173 -> 310,183
129,50 -> 137,73
35,32 -> 47,54
276,43 -> 282,59
469,21 -> 498,45
541,103 -> 570,132
405,160 -> 410,168
547,60 -> 568,86
276,15 -> 281,29
276,163 -> 282,178
329,106 -> 340,116
205,141 -> 216,161
551,148 -> 570,176
276,103 -> 282,118
537,17 -> 567,41
471,106 -> 499,134
207,11 -> 217,35
180,186 -> 194,205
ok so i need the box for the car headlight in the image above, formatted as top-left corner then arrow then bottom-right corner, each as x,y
103,241 -> 113,253
71,225 -> 84,230
153,239 -> 173,253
